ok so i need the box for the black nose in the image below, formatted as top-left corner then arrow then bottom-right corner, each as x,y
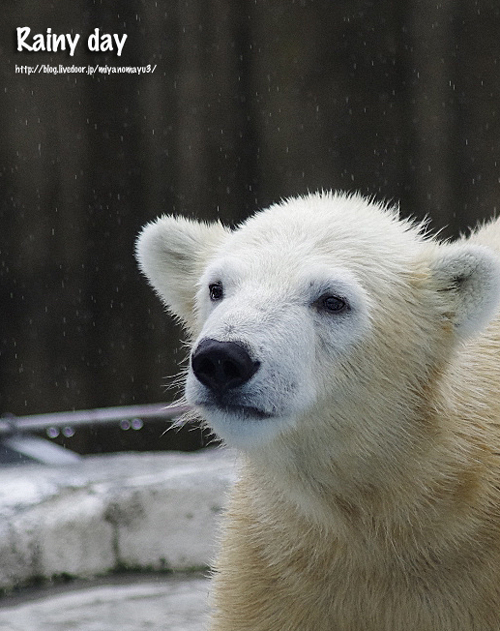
191,339 -> 260,394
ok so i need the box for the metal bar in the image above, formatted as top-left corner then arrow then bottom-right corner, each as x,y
0,403 -> 191,436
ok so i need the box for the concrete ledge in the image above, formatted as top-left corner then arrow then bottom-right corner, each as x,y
0,449 -> 236,591
0,575 -> 210,631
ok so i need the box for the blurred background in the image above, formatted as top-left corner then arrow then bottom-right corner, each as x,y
1,1 -> 500,452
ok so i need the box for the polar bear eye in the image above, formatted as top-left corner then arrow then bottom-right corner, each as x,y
318,294 -> 348,314
209,281 -> 224,302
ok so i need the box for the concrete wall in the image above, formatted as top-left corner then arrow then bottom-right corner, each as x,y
0,449 -> 236,591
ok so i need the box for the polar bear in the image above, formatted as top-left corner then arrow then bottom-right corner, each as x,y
136,192 -> 500,631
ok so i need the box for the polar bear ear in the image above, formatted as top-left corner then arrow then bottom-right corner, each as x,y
430,243 -> 500,338
135,215 -> 230,325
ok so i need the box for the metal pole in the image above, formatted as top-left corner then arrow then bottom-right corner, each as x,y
0,403 -> 191,436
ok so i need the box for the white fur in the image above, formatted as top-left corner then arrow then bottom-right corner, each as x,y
429,242 -> 500,337
135,215 -> 229,324
136,193 -> 500,630
136,192 -> 500,451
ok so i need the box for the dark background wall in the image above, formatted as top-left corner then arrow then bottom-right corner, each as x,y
1,1 -> 500,426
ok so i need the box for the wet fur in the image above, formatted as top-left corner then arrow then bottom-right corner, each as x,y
136,193 -> 500,630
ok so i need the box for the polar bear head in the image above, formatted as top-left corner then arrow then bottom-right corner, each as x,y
136,193 -> 500,455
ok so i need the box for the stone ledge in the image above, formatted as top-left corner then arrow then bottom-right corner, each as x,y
0,449 -> 236,592
0,574 -> 209,631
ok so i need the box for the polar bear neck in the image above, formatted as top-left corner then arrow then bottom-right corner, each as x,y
241,352 -> 498,549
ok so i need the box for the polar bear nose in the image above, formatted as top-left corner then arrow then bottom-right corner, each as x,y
191,338 -> 260,393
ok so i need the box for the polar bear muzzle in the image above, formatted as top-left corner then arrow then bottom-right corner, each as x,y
189,337 -> 276,423
191,338 -> 260,394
